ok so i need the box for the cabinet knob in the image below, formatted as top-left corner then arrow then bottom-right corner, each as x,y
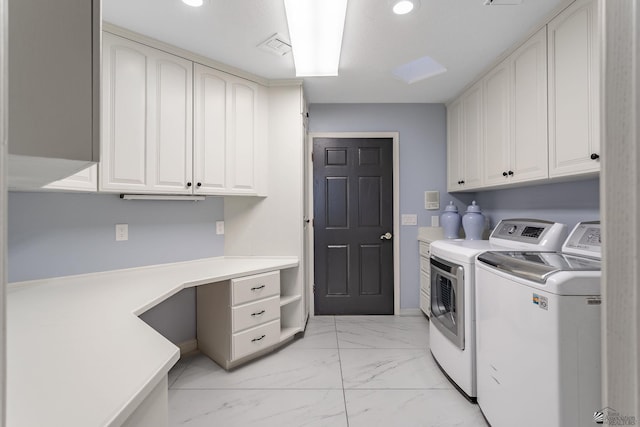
197,182 -> 202,187
502,171 -> 508,177
590,153 -> 600,160
508,170 -> 514,176
460,180 -> 465,184
186,182 -> 192,187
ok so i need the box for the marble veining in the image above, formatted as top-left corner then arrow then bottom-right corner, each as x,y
168,315 -> 487,427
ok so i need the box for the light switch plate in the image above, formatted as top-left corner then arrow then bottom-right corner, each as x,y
216,221 -> 225,235
115,224 -> 128,241
401,214 -> 417,226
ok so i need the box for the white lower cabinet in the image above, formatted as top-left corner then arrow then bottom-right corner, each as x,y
419,241 -> 432,317
197,270 -> 299,369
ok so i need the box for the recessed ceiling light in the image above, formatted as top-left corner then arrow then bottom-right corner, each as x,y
182,0 -> 203,7
392,0 -> 419,15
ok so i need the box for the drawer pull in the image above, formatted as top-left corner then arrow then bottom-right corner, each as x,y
251,285 -> 266,291
251,310 -> 266,317
251,334 -> 266,342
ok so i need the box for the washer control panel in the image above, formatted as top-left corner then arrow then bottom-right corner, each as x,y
562,221 -> 601,258
490,219 -> 567,250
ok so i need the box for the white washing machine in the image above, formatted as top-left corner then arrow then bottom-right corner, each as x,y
475,221 -> 602,427
429,219 -> 567,400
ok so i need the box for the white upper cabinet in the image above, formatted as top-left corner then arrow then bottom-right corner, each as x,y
510,28 -> 549,183
483,60 -> 511,186
100,33 -> 193,194
447,99 -> 463,191
483,28 -> 548,186
548,0 -> 600,178
193,65 -> 227,193
194,64 -> 263,195
447,82 -> 483,191
8,0 -> 100,188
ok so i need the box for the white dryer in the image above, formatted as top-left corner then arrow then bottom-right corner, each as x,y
429,219 -> 567,400
475,221 -> 602,427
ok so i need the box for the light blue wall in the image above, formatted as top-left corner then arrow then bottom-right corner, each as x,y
8,192 -> 224,282
308,104 -> 600,311
473,178 -> 600,231
8,191 -> 225,344
308,103 -> 473,310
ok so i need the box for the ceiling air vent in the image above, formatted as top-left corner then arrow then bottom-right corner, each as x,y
484,0 -> 523,5
258,33 -> 292,56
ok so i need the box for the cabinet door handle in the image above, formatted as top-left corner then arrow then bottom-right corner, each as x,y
197,182 -> 202,187
590,153 -> 600,160
251,334 -> 266,342
502,171 -> 508,177
186,182 -> 192,187
508,171 -> 514,176
251,310 -> 266,317
251,285 -> 266,291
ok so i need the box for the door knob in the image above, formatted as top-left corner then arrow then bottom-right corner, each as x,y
380,232 -> 393,240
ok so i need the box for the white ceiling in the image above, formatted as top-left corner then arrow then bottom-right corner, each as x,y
102,0 -> 566,104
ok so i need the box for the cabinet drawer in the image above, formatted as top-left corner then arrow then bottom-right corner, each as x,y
232,271 -> 280,305
420,289 -> 430,316
420,270 -> 430,292
232,319 -> 280,360
419,242 -> 431,257
420,256 -> 431,275
232,296 -> 280,333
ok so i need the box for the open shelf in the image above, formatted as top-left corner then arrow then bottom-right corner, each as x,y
280,294 -> 302,307
280,326 -> 301,342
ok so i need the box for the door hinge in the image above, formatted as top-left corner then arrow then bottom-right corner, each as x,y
313,284 -> 316,293
311,151 -> 314,162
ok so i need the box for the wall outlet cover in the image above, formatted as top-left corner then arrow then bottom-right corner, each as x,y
115,224 -> 128,241
401,214 -> 418,226
216,221 -> 225,235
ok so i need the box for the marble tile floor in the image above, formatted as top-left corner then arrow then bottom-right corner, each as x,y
168,315 -> 488,427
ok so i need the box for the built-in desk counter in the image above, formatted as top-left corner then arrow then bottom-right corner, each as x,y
7,256 -> 299,427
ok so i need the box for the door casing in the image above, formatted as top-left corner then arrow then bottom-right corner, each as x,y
306,132 -> 400,316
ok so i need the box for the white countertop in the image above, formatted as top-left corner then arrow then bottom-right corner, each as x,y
7,256 -> 299,427
417,226 -> 444,243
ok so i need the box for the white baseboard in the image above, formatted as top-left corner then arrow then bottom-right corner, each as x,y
177,339 -> 198,356
399,308 -> 424,316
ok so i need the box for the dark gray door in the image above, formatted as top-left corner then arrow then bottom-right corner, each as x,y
313,137 -> 394,315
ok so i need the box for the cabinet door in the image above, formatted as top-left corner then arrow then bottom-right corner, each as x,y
193,64 -> 228,194
150,52 -> 193,194
227,77 -> 258,193
510,28 -> 548,183
101,33 -> 193,194
548,0 -> 600,177
461,83 -> 484,189
446,99 -> 463,191
483,60 -> 511,186
101,33 -> 150,192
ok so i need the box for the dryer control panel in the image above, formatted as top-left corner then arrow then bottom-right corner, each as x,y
562,221 -> 601,259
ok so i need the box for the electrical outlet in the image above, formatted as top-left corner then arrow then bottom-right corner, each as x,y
115,224 -> 128,241
216,221 -> 225,235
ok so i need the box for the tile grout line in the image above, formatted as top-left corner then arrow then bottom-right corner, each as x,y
334,316 -> 351,427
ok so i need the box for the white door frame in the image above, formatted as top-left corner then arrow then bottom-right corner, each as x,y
306,132 -> 400,316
